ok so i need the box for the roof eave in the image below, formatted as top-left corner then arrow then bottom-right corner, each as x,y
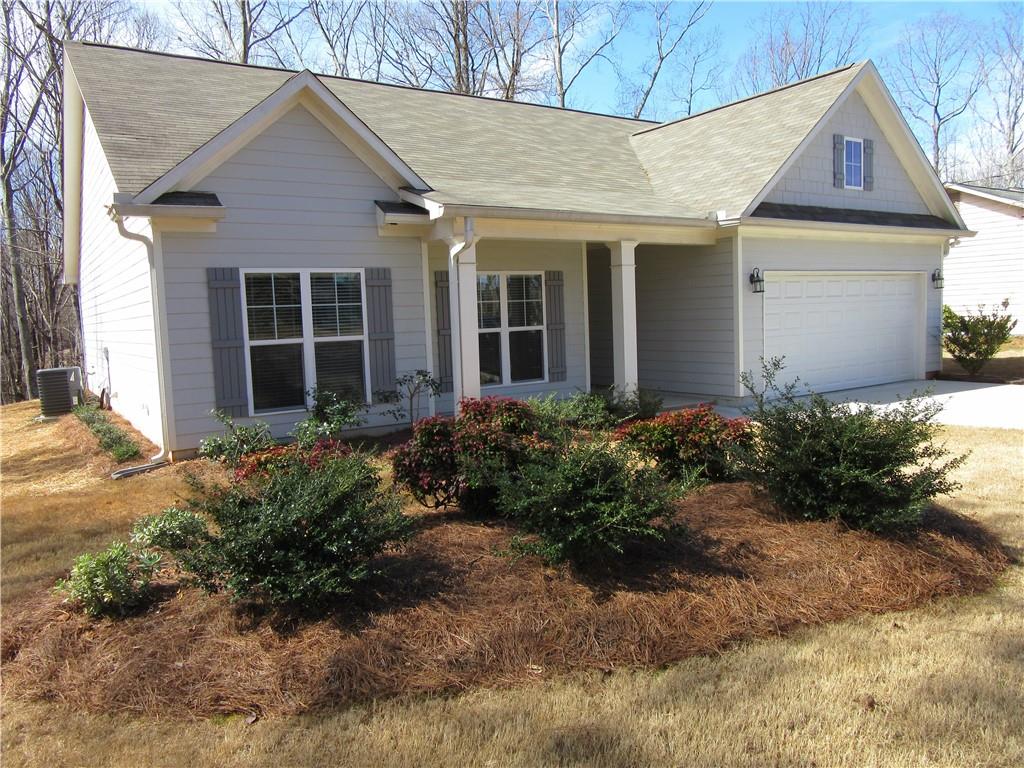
735,215 -> 974,239
423,202 -> 717,229
945,183 -> 1024,209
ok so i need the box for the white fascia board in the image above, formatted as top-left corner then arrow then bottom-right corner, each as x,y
112,203 -> 226,219
945,183 -> 1024,210
63,52 -> 85,284
134,70 -> 426,205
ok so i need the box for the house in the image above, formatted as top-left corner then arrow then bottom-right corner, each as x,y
942,183 -> 1023,333
63,42 -> 969,459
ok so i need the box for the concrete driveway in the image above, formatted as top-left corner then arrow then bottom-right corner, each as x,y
717,379 -> 1024,430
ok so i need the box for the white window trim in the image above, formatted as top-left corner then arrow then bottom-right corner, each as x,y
844,136 -> 864,190
239,267 -> 372,416
477,270 -> 548,388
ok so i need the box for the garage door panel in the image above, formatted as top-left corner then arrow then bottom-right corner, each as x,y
764,272 -> 921,393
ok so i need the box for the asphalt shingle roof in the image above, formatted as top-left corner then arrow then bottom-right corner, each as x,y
66,41 -> 867,220
948,183 -> 1024,206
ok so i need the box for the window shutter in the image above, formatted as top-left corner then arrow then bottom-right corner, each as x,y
434,271 -> 454,393
863,138 -> 874,191
365,267 -> 396,402
206,267 -> 249,417
545,270 -> 567,382
833,134 -> 845,188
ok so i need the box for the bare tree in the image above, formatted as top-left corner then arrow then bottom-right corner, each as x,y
481,0 -> 547,100
304,0 -> 367,76
973,3 -> 1023,186
668,27 -> 723,116
887,10 -> 984,178
173,0 -> 306,64
735,1 -> 868,95
617,1 -> 712,120
543,0 -> 626,109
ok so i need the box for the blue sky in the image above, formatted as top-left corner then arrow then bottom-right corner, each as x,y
567,1 -> 1007,119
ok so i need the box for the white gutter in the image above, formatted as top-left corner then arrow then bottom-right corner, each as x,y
445,216 -> 477,413
63,57 -> 84,284
111,203 -> 226,219
109,209 -> 172,463
729,215 -> 975,239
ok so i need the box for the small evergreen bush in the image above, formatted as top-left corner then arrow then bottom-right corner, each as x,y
55,541 -> 160,617
617,404 -> 752,481
529,392 -> 618,432
72,405 -> 141,462
738,359 -> 966,532
291,387 -> 365,448
943,301 -> 1017,375
177,451 -> 413,606
390,416 -> 461,508
197,410 -> 275,467
496,439 -> 671,562
599,386 -> 663,422
131,507 -> 209,551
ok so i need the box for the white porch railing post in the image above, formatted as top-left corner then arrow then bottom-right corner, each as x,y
609,240 -> 639,392
447,222 -> 480,411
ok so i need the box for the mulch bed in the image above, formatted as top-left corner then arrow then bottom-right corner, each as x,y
0,484 -> 1008,719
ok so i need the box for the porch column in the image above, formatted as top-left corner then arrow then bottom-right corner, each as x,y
448,235 -> 480,405
609,240 -> 639,392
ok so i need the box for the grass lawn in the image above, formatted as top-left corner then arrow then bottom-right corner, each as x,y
942,337 -> 1024,381
2,401 -> 1022,767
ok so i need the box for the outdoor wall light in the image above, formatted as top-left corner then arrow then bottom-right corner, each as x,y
931,268 -> 944,289
749,267 -> 765,293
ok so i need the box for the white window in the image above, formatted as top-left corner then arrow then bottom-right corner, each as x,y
844,137 -> 863,190
476,272 -> 546,387
241,269 -> 370,414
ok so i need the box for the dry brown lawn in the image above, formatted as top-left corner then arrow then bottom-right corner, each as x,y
2,401 -> 1022,768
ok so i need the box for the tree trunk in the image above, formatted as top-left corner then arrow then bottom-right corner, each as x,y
2,187 -> 36,398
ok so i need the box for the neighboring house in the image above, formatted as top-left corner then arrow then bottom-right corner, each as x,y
63,42 -> 969,458
943,183 -> 1023,334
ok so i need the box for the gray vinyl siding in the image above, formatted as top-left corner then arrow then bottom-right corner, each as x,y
78,106 -> 164,445
427,239 -> 588,414
160,105 -> 425,451
635,239 -> 736,396
741,236 -> 943,384
763,91 -> 930,215
586,239 -> 737,397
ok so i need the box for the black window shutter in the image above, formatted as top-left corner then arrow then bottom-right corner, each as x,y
434,270 -> 454,393
545,270 -> 567,382
863,138 -> 874,191
206,267 -> 249,417
365,267 -> 396,402
833,134 -> 845,188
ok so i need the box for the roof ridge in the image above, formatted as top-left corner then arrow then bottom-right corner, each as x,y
68,40 -> 657,127
631,61 -> 866,137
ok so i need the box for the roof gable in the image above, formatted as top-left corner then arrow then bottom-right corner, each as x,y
630,64 -> 863,219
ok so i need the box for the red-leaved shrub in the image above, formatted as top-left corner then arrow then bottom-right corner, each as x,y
234,438 -> 352,482
390,416 -> 461,508
617,404 -> 752,481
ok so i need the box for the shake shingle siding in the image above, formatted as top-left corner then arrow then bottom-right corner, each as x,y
160,105 -> 425,450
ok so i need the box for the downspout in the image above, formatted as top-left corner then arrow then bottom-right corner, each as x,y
446,216 -> 475,414
108,209 -> 172,474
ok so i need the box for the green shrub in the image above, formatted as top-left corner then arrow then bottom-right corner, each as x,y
943,301 -> 1018,374
178,451 -> 413,606
738,359 -> 966,532
390,416 -> 461,508
54,541 -> 160,617
617,404 -> 752,481
198,410 -> 275,467
72,405 -> 141,462
496,439 -> 672,562
598,386 -> 663,422
291,387 -> 365,448
529,392 -> 618,432
131,507 -> 210,551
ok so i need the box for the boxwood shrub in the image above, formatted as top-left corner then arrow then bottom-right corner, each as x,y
738,359 -> 966,532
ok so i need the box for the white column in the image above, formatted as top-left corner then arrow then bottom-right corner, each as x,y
609,240 -> 639,392
448,235 -> 480,406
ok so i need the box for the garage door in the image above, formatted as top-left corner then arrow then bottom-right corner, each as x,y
763,272 -> 922,393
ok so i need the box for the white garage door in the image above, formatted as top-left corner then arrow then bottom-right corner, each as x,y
763,272 -> 922,393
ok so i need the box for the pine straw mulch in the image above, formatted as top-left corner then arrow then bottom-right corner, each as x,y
0,484 -> 1009,719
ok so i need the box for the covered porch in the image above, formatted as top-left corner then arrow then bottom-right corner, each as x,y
415,219 -> 734,415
